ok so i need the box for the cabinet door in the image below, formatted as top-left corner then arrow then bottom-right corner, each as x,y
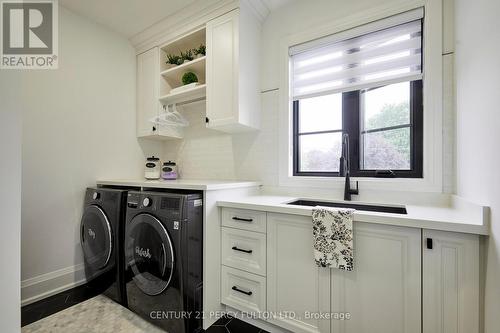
136,47 -> 160,137
331,222 -> 421,333
267,213 -> 330,333
422,230 -> 479,333
206,10 -> 239,129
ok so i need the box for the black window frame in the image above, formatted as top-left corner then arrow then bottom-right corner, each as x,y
292,79 -> 423,178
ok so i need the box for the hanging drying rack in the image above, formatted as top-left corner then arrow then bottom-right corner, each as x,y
150,104 -> 190,127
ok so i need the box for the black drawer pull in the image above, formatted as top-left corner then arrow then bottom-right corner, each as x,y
232,286 -> 252,296
232,246 -> 253,254
232,216 -> 253,222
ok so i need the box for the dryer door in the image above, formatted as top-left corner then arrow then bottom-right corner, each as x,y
125,213 -> 175,296
80,205 -> 113,270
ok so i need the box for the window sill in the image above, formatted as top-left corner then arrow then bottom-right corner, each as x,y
279,175 -> 442,193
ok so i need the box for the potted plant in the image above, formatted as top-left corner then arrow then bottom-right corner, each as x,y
165,54 -> 181,68
180,50 -> 194,64
182,71 -> 198,85
193,44 -> 206,58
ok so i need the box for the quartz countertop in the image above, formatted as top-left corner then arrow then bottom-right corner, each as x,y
217,194 -> 489,235
97,179 -> 262,191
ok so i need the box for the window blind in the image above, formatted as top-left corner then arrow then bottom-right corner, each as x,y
290,10 -> 423,100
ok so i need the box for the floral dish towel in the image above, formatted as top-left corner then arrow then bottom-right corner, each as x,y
312,207 -> 354,271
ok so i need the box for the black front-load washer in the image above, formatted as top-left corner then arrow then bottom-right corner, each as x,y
124,191 -> 203,333
80,187 -> 127,305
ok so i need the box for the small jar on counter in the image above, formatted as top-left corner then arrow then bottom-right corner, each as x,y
161,161 -> 178,180
144,156 -> 161,180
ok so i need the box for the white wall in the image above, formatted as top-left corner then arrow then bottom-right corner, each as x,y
0,106 -> 22,330
455,0 -> 500,331
163,90 -> 280,185
0,6 -> 161,304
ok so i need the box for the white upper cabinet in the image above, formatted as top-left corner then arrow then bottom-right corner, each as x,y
206,7 -> 261,133
422,230 -> 479,333
137,47 -> 160,138
331,222 -> 421,333
136,47 -> 182,140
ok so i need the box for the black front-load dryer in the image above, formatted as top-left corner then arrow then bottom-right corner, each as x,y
80,187 -> 127,305
124,191 -> 203,333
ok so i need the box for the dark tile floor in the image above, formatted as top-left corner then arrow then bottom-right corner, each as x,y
205,315 -> 268,333
21,285 -> 267,333
21,284 -> 103,327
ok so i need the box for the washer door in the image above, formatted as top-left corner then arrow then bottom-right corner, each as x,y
80,205 -> 113,270
125,213 -> 174,296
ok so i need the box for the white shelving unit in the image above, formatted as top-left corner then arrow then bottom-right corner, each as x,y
160,56 -> 206,84
159,27 -> 206,106
136,4 -> 262,141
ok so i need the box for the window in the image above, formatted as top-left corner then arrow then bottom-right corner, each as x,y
293,94 -> 343,175
290,10 -> 423,178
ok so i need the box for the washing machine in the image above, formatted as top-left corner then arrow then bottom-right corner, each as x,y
124,191 -> 203,333
80,187 -> 127,304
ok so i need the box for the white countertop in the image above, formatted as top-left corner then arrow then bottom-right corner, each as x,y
217,195 -> 489,235
97,179 -> 262,191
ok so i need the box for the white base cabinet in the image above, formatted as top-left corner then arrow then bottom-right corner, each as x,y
422,229 -> 479,333
221,265 -> 266,314
331,222 -> 421,333
219,209 -> 481,333
267,213 -> 331,333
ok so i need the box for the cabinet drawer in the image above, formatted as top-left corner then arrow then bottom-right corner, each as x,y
222,227 -> 266,276
221,266 -> 266,314
222,208 -> 266,233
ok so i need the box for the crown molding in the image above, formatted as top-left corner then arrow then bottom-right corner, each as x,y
129,0 -> 271,54
129,0 -> 237,54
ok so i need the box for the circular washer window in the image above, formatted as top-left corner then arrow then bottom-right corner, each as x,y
125,213 -> 174,296
80,205 -> 113,270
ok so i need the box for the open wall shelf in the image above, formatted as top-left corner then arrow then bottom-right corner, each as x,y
159,84 -> 206,105
160,56 -> 206,87
159,27 -> 206,105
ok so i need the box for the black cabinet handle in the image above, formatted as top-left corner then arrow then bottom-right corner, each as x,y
232,216 -> 253,222
426,238 -> 433,249
232,246 -> 253,254
232,286 -> 252,296
152,126 -> 157,131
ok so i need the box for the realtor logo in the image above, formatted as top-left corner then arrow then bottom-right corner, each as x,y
1,0 -> 58,69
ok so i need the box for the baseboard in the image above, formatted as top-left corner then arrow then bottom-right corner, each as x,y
21,263 -> 87,307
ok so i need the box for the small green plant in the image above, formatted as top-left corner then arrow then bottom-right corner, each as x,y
193,44 -> 206,56
166,54 -> 181,65
180,50 -> 193,62
182,72 -> 198,85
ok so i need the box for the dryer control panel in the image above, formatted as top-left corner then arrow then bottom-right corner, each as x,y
126,191 -> 190,221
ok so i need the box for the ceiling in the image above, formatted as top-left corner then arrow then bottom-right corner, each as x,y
59,0 -> 198,38
262,0 -> 293,11
60,0 -> 295,39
